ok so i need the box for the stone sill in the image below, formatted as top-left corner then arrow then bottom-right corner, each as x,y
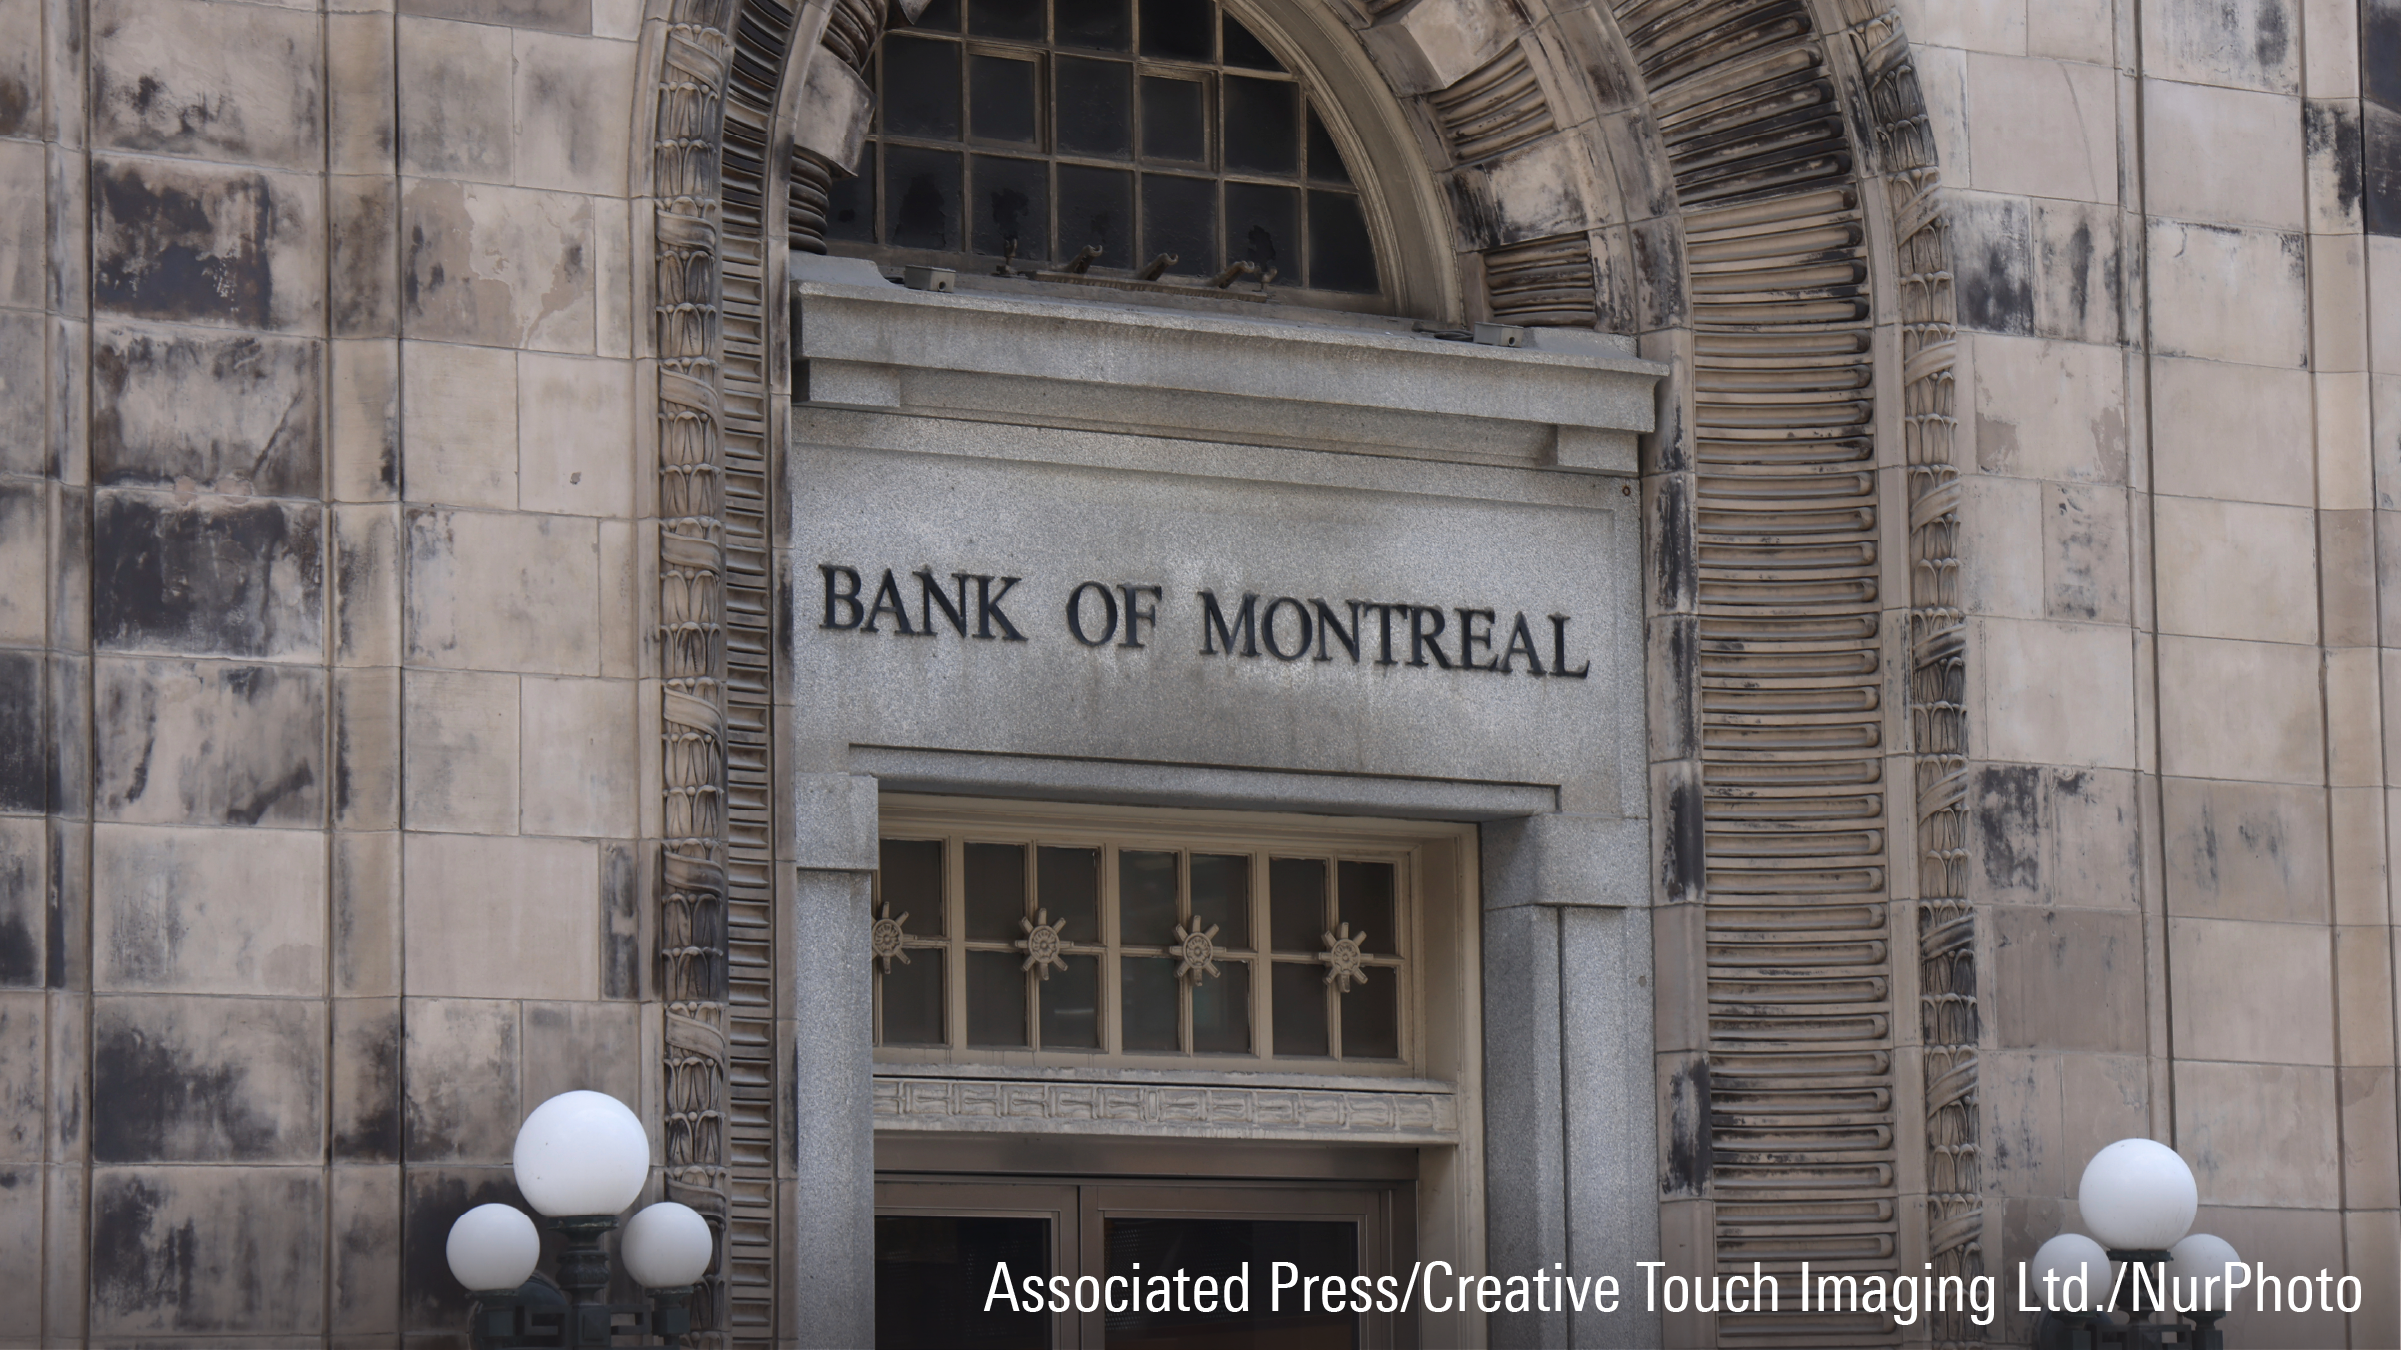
873,1073 -> 1461,1143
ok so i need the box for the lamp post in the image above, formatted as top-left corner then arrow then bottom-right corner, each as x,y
2032,1137 -> 2240,1349
446,1090 -> 717,1348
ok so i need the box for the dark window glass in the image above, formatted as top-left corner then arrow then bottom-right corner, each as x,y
827,158 -> 876,242
1122,955 -> 1180,1051
1057,164 -> 1133,262
971,154 -> 1049,258
1120,850 -> 1179,947
964,842 -> 1026,942
1271,961 -> 1328,1056
1306,190 -> 1375,292
1221,76 -> 1296,174
909,0 -> 963,31
1337,860 -> 1393,954
880,839 -> 946,936
1224,181 -> 1296,274
1102,1218 -> 1354,1345
1055,57 -> 1133,158
1342,973 -> 1399,1059
877,1215 -> 1049,1349
882,36 -> 961,139
1305,105 -> 1350,184
1037,846 -> 1101,941
1138,0 -> 1212,60
968,54 -> 1039,145
1220,13 -> 1281,70
1040,954 -> 1102,1048
967,949 -> 1028,1046
886,146 -> 963,251
1189,853 -> 1248,947
1268,857 -> 1325,952
1140,173 -> 1214,275
969,0 -> 1043,40
1192,962 -> 1250,1053
1056,0 -> 1132,50
881,948 -> 945,1045
1138,76 -> 1206,163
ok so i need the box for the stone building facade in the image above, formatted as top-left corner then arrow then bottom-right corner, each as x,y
0,0 -> 2393,1346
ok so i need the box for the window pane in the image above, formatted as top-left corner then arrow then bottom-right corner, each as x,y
827,156 -> 876,243
1040,953 -> 1102,1048
970,154 -> 1049,259
1193,961 -> 1250,1053
967,949 -> 1029,1046
1224,181 -> 1296,275
877,1216 -> 1049,1350
1221,13 -> 1282,70
1271,961 -> 1328,1056
1139,173 -> 1214,275
1121,954 -> 1179,1051
1341,973 -> 1398,1059
1221,76 -> 1296,175
1306,190 -> 1376,292
968,54 -> 1039,145
879,838 -> 945,936
964,841 -> 1026,941
882,36 -> 961,139
1189,853 -> 1248,948
1055,57 -> 1132,159
1120,849 -> 1179,947
1337,860 -> 1393,954
1138,76 -> 1207,163
909,0 -> 963,31
1056,0 -> 1131,51
1037,845 -> 1101,941
969,0 -> 1043,41
886,146 -> 964,251
1139,0 -> 1212,61
1305,105 -> 1350,185
1268,857 -> 1325,952
1057,164 -> 1133,263
880,948 -> 945,1045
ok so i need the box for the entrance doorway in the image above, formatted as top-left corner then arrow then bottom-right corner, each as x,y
874,1175 -> 1413,1348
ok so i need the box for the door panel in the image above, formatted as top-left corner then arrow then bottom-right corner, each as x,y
879,1181 -> 1081,1348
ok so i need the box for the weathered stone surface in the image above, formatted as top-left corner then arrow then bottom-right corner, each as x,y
2139,0 -> 2300,94
2146,218 -> 2309,366
330,173 -> 399,336
331,997 -> 400,1161
2149,353 -> 2316,505
2040,481 -> 2128,623
2144,78 -> 2307,229
327,11 -> 397,175
2031,198 -> 2123,345
1970,333 -> 2129,484
516,352 -> 632,517
518,675 -> 634,839
91,322 -> 322,496
2153,496 -> 2318,644
400,339 -> 516,509
94,656 -> 324,826
93,821 -> 326,995
331,1164 -> 403,1334
2163,777 -> 2331,923
1992,906 -> 2146,1051
91,993 -> 325,1161
1975,617 -> 2135,768
92,489 -> 324,659
2305,97 -> 2366,233
0,138 -> 42,310
395,14 -> 512,180
521,998 -> 641,1115
401,178 -> 594,352
91,154 -> 324,333
512,29 -> 634,195
2178,1060 -> 2341,1206
400,1165 -> 532,1332
0,477 -> 41,646
404,506 -> 598,674
334,664 -> 400,828
2157,634 -> 2327,783
400,667 -> 518,833
88,1165 -> 326,1336
333,831 -> 400,998
0,0 -> 37,140
397,0 -> 591,35
0,816 -> 39,988
0,309 -> 44,477
329,338 -> 400,502
0,991 -> 40,1159
92,0 -> 325,170
402,833 -> 599,1001
1969,55 -> 2117,202
335,503 -> 404,667
399,997 -> 518,1162
1972,764 -> 2141,907
2172,917 -> 2336,1063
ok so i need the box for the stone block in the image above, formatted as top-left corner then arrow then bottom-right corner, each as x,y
6,651 -> 58,817
401,178 -> 595,353
517,352 -> 633,516
336,503 -> 404,668
400,339 -> 517,510
331,338 -> 400,501
1971,764 -> 2141,907
2032,198 -> 2124,345
335,664 -> 400,829
2338,924 -> 2396,1064
595,193 -> 634,359
2379,377 -> 2401,514
331,173 -> 399,336
2365,235 -> 2401,373
400,1165 -> 534,1332
2148,354 -> 2315,505
2171,917 -> 2334,1063
1992,906 -> 2146,1051
2178,1061 -> 2341,1209
2056,1052 -> 2150,1182
91,321 -> 322,496
397,0 -> 592,34
88,1164 -> 326,1336
1443,138 -> 1591,249
89,993 -> 325,1162
396,15 -> 511,181
332,998 -> 401,1161
2345,1209 -> 2401,1349
2189,1202 -> 2345,1348
594,0 -> 639,39
1975,617 -> 2135,768
2156,635 -> 2325,783
331,1164 -> 403,1333
2162,776 -> 2330,923
1896,0 -> 2025,53
0,0 -> 35,141
400,667 -> 518,834
513,30 -> 634,196
2320,370 -> 2373,508
328,11 -> 397,174
93,821 -> 325,995
0,310 -> 43,477
1968,55 -> 2117,202
0,140 -> 42,311
1982,1051 -> 2068,1197
598,517 -> 638,679
336,831 -> 401,998
403,833 -> 600,1001
1969,333 -> 2129,484
399,996 -> 519,1162
1951,191 -> 2036,335
2328,785 -> 2385,924
2341,1067 -> 2400,1202
2321,509 -> 2376,645
2143,79 -> 2307,229
2313,232 -> 2370,374
2153,496 -> 2316,644
0,817 -> 38,988
2139,0 -> 2300,94
0,1162 -> 35,1328
93,656 -> 326,826
0,992 -> 40,1160
404,507 -> 599,674
0,478 -> 40,646
91,154 -> 324,333
2302,0 -> 2360,96
2145,219 -> 2308,368
2305,98 -> 2365,233
2028,0 -> 2114,62
91,489 -> 324,660
521,999 -> 641,1114
2041,481 -> 2128,623
519,675 -> 634,839
91,0 -> 324,170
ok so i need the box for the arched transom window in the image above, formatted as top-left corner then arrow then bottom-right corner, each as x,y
826,0 -> 1381,299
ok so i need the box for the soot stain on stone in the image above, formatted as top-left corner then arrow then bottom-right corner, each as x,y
93,162 -> 277,327
1652,473 -> 1693,611
0,649 -> 39,813
1662,1056 -> 1711,1196
0,73 -> 29,137
1957,199 -> 2036,336
2365,104 -> 2401,239
404,1171 -> 528,1328
91,1172 -> 196,1320
603,842 -> 640,1000
2307,101 -> 2364,227
92,1016 -> 284,1162
0,834 -> 38,987
94,491 -> 322,657
1977,765 -> 2042,895
1661,768 -> 1703,904
336,1019 -> 402,1162
2252,0 -> 2291,78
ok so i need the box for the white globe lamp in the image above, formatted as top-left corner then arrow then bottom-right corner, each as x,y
513,1090 -> 651,1217
622,1201 -> 716,1289
2078,1137 -> 2199,1251
445,1202 -> 541,1293
2031,1232 -> 2112,1312
2166,1232 -> 2243,1313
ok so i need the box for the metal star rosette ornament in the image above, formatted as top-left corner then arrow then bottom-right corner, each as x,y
1317,922 -> 1370,991
870,902 -> 911,973
1170,921 -> 1221,982
1017,908 -> 1069,979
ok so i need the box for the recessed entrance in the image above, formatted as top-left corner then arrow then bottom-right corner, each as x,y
874,1173 -> 1412,1348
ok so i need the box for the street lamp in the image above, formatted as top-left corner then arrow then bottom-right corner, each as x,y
447,1090 -> 717,1348
2033,1137 -> 2240,1349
